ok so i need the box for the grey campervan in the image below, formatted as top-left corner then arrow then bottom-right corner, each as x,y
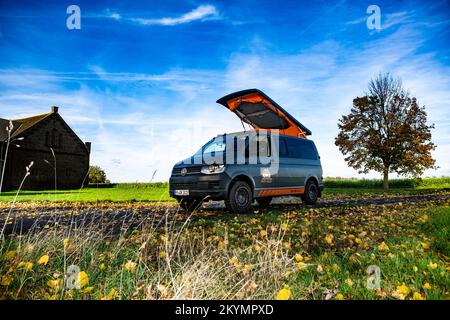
169,89 -> 323,213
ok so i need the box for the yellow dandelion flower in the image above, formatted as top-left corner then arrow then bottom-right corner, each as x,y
0,275 -> 13,286
18,262 -> 33,271
5,250 -> 16,260
101,288 -> 119,300
378,242 -> 390,252
217,241 -> 225,250
393,284 -> 410,299
99,263 -> 106,270
124,260 -> 137,273
230,256 -> 239,266
335,293 -> 344,300
63,239 -> 70,248
421,242 -> 430,250
81,286 -> 94,294
38,255 -> 49,265
47,279 -> 62,291
423,283 -> 431,290
281,223 -> 288,231
243,264 -> 253,274
77,271 -> 89,289
427,261 -> 438,270
412,292 -> 425,300
276,287 -> 292,300
294,254 -> 303,262
259,230 -> 267,237
324,234 -> 334,246
159,251 -> 166,258
254,245 -> 261,253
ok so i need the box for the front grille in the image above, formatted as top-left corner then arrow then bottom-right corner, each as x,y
172,166 -> 202,176
170,182 -> 198,189
170,181 -> 221,190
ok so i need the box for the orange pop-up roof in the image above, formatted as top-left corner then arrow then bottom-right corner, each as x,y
216,89 -> 311,138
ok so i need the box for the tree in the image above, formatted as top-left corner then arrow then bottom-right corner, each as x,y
335,73 -> 436,189
88,165 -> 108,184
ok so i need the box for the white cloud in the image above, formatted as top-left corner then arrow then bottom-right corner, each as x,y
109,5 -> 220,26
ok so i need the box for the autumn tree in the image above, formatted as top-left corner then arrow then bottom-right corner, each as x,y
335,73 -> 436,189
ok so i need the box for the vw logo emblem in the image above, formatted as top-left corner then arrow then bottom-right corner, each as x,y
180,168 -> 187,176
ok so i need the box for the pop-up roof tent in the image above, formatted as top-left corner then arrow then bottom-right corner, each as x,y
216,89 -> 311,139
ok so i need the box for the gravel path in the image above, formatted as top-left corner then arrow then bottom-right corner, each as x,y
1,192 -> 449,236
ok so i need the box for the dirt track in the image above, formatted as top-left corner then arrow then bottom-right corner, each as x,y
1,192 -> 449,236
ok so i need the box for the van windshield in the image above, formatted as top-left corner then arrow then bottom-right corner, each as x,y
196,133 -> 270,157
202,139 -> 226,154
196,136 -> 227,155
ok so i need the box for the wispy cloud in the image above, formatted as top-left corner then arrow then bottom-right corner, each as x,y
107,5 -> 220,26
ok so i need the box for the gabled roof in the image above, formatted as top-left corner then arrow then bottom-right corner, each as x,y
0,112 -> 53,142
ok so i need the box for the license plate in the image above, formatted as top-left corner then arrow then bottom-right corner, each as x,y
175,189 -> 189,196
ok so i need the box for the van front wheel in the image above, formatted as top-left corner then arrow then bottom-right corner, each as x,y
301,180 -> 319,205
226,181 -> 253,213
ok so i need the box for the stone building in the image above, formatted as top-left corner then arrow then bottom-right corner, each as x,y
0,106 -> 90,191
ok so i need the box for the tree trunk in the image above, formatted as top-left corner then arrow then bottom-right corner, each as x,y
383,168 -> 389,190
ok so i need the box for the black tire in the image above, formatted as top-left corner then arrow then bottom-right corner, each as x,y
255,197 -> 273,207
225,181 -> 253,213
301,180 -> 319,205
177,198 -> 201,212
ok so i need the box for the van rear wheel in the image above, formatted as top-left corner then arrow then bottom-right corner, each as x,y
256,197 -> 272,207
225,181 -> 253,213
301,180 -> 319,205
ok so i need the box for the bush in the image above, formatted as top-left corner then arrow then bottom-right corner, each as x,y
88,165 -> 109,184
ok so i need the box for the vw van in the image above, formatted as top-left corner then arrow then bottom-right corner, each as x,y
169,89 -> 323,212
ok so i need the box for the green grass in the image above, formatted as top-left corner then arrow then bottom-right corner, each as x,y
420,206 -> 450,257
0,184 -> 172,203
0,177 -> 449,203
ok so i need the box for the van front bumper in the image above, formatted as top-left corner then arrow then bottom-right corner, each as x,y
169,173 -> 231,200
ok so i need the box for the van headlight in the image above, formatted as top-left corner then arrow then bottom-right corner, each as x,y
201,164 -> 226,174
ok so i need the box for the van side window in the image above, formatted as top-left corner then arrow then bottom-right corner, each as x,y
301,141 -> 318,159
285,137 -> 318,159
285,137 -> 302,158
279,137 -> 288,157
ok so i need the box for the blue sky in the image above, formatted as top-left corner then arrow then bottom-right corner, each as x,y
1,0 -> 449,182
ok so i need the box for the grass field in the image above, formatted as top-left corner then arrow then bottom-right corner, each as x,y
0,177 -> 449,203
0,198 -> 449,300
0,178 -> 449,300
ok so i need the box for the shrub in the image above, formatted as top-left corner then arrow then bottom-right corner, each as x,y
88,165 -> 109,184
